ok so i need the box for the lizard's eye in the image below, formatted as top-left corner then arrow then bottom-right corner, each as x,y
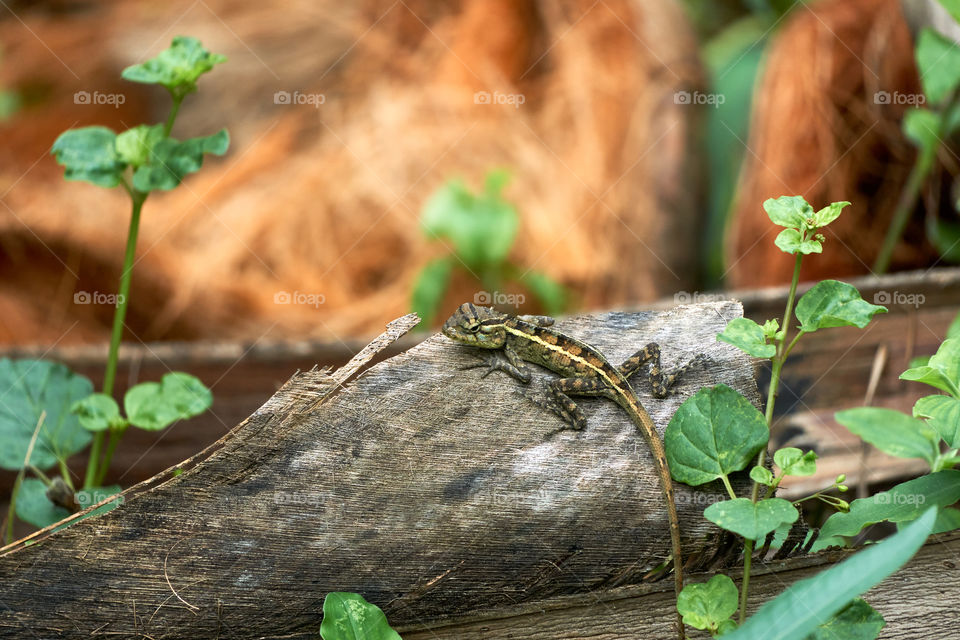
465,322 -> 480,333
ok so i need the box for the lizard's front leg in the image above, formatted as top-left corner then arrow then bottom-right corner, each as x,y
461,345 -> 532,384
618,343 -> 707,398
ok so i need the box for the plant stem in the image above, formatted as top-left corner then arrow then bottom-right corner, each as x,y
164,93 -> 184,137
95,425 -> 127,487
739,539 -> 753,624
83,190 -> 146,490
873,92 -> 960,274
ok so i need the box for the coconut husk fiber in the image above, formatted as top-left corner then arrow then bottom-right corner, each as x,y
726,0 -> 942,287
0,0 -> 704,346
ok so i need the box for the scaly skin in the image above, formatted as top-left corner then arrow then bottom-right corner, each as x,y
443,302 -> 702,639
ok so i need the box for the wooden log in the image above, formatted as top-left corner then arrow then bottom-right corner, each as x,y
0,302 -> 755,638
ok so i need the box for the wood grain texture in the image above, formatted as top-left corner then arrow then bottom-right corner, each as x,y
0,303 -> 756,638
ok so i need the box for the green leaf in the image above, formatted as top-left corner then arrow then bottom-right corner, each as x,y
932,506 -> 960,534
125,372 -> 212,431
421,171 -> 518,268
722,508 -> 935,640
764,195 -> 813,229
750,465 -> 775,486
520,271 -> 566,316
717,317 -> 776,358
677,574 -> 739,632
914,394 -> 960,447
835,408 -> 940,467
121,36 -> 226,94
14,478 -> 70,528
115,124 -> 165,167
903,108 -> 941,151
774,228 -> 822,255
948,311 -> 960,339
410,258 -> 453,327
71,393 -> 122,432
705,497 -> 798,540
319,592 -> 401,640
0,359 -> 93,470
774,447 -> 818,476
51,126 -> 125,188
760,318 -> 780,339
805,598 -> 885,640
664,384 -> 769,486
915,28 -> 960,105
810,201 -> 850,228
913,338 -> 960,395
132,129 -> 229,192
795,280 -> 887,333
817,470 -> 960,541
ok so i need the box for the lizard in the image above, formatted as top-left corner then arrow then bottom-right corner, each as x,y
442,302 -> 705,639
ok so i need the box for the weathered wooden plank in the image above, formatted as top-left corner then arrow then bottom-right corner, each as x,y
0,302 -> 755,638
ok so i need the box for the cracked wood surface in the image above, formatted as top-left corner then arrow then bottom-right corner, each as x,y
0,302 -> 756,638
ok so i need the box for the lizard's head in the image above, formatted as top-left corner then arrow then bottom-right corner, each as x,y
442,302 -> 507,348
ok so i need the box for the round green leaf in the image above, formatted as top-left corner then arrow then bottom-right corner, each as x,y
916,28 -> 960,105
811,201 -> 850,228
320,592 -> 401,640
121,36 -> 226,93
115,124 -> 165,167
14,478 -> 71,528
764,195 -> 813,229
132,129 -> 229,192
795,280 -> 887,333
677,574 -> 739,631
750,465 -> 775,486
716,317 -> 775,358
914,394 -> 960,447
773,447 -> 817,477
71,393 -> 122,432
125,372 -> 212,431
0,358 -> 93,470
835,407 -> 940,467
51,126 -> 125,188
664,384 -> 769,486
704,497 -> 798,541
807,598 -> 885,640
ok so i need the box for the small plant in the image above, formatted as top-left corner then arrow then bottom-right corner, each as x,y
664,195 -> 951,638
412,169 -> 567,325
0,36 -> 226,543
875,0 -> 960,272
320,592 -> 401,640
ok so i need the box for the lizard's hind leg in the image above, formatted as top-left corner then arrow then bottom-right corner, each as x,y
619,343 -> 708,399
536,377 -> 617,432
